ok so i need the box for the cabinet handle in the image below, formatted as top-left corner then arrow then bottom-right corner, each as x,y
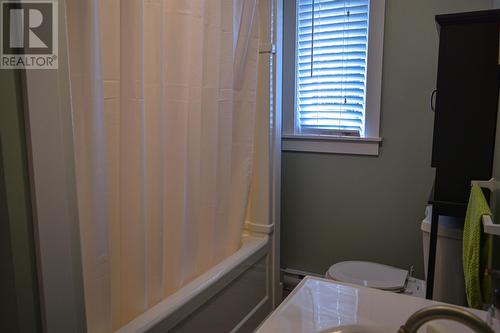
431,89 -> 437,112
498,26 -> 500,64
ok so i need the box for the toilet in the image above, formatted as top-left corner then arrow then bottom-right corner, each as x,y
324,204 -> 466,299
325,261 -> 425,296
325,261 -> 425,297
325,206 -> 454,296
323,208 -> 442,298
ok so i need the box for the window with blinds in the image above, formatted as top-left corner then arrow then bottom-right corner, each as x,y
295,0 -> 369,136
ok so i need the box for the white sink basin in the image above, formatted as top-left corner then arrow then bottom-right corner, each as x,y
319,325 -> 391,333
255,276 -> 490,333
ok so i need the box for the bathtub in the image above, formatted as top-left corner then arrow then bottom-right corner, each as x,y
115,234 -> 272,333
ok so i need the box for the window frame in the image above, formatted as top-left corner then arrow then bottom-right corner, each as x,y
282,0 -> 385,156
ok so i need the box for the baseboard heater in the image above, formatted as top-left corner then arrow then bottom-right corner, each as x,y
281,268 -> 323,294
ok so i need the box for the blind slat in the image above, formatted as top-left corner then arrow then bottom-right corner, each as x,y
296,0 -> 369,135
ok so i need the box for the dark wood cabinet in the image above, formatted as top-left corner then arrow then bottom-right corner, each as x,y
432,11 -> 500,205
427,9 -> 500,299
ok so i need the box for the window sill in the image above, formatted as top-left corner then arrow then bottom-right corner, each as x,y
282,134 -> 382,156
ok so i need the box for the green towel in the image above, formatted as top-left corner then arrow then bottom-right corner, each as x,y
463,184 -> 493,309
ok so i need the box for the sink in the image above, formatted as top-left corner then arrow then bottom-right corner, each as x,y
255,276 -> 489,333
319,325 -> 392,333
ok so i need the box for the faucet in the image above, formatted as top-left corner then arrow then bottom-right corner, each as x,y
398,305 -> 494,333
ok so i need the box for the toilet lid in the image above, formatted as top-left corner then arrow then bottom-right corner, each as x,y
327,261 -> 408,290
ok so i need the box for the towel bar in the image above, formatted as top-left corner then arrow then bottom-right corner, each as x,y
482,215 -> 500,236
471,177 -> 499,192
471,178 -> 500,236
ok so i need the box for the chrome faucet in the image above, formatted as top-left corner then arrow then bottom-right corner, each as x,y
398,305 -> 494,333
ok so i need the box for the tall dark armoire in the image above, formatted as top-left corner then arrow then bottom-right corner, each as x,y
427,10 -> 500,299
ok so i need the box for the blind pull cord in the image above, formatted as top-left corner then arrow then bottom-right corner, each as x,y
342,5 -> 350,107
310,0 -> 315,77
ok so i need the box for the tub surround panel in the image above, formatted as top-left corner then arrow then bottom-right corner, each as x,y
116,235 -> 271,333
171,255 -> 270,333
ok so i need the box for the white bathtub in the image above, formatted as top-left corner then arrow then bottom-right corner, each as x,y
116,234 -> 272,333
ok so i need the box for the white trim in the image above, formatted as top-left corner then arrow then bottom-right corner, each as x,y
283,134 -> 382,142
245,221 -> 275,235
272,0 -> 283,308
281,0 -> 386,154
23,0 -> 86,331
282,135 -> 381,156
364,0 -> 385,138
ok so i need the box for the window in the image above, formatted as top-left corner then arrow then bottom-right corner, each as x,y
296,0 -> 368,136
281,0 -> 385,155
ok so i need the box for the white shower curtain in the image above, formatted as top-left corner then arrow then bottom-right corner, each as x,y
66,0 -> 260,331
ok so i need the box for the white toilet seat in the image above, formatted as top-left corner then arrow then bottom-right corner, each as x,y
326,261 -> 409,291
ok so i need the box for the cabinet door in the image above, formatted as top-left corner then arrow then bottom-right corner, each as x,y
431,22 -> 500,181
434,167 -> 490,204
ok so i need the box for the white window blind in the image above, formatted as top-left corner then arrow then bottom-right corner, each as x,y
296,0 -> 369,136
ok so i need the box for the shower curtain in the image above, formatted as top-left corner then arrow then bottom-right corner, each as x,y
66,0 -> 260,331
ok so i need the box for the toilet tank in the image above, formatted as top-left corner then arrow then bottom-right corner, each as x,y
421,205 -> 466,306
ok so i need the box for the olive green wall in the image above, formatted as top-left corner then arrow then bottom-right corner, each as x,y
0,69 -> 41,332
281,0 -> 495,278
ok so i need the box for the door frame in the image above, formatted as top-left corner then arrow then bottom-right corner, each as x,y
21,0 -> 87,331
